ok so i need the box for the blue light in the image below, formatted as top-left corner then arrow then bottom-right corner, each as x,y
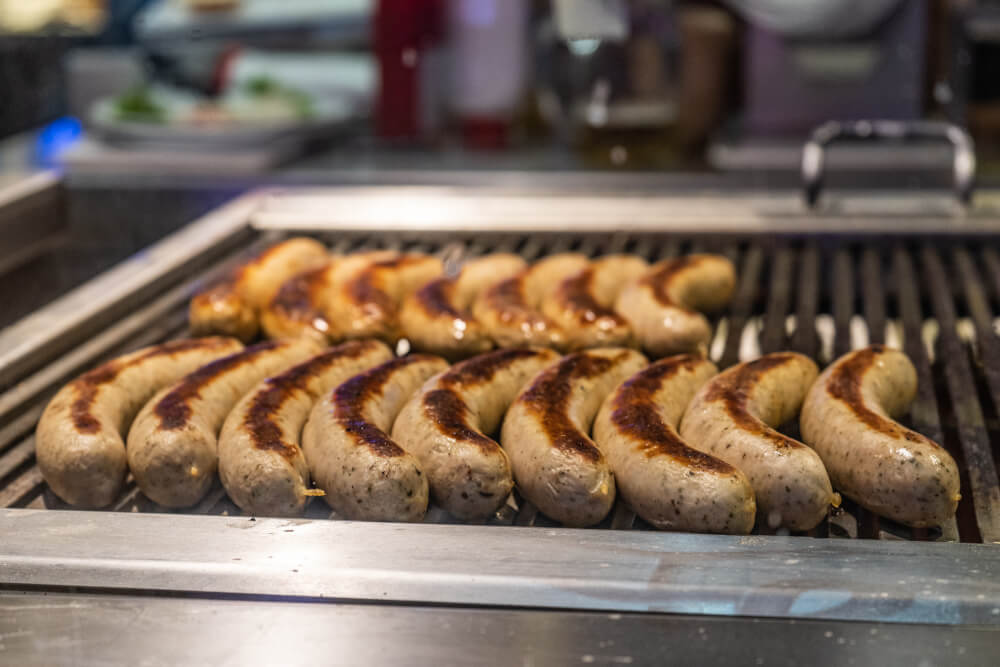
35,116 -> 84,167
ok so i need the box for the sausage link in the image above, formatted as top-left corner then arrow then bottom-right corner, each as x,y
500,348 -> 648,526
329,253 -> 443,343
127,338 -> 323,507
679,352 -> 837,531
36,337 -> 243,507
593,355 -> 756,534
302,354 -> 449,521
615,254 -> 735,358
259,260 -> 339,343
189,238 -> 329,342
400,253 -> 526,360
800,344 -> 961,527
392,347 -> 560,519
218,339 -> 394,517
473,253 -> 590,350
541,254 -> 648,350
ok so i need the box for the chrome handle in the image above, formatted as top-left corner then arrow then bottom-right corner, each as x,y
802,120 -> 976,208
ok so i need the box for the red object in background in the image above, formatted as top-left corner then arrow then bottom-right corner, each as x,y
460,116 -> 508,149
374,0 -> 444,140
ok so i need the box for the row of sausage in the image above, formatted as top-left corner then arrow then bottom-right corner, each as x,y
36,335 -> 961,533
188,238 -> 736,360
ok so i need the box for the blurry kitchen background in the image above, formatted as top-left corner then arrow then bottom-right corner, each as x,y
1,0 -> 998,324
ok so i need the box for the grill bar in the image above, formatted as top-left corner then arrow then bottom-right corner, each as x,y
921,247 -> 1000,542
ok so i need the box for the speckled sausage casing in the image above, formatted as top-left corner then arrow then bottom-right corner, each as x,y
302,354 -> 449,522
615,254 -> 735,358
473,253 -> 590,350
127,338 -> 323,507
540,254 -> 648,350
679,352 -> 837,531
36,337 -> 244,508
500,347 -> 648,527
392,347 -> 560,520
189,238 -> 329,342
400,253 -> 527,361
218,339 -> 394,517
593,355 -> 756,534
800,344 -> 961,527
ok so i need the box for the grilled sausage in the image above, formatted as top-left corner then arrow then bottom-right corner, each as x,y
36,337 -> 244,508
302,354 -> 449,521
399,253 -> 527,360
392,347 -> 560,519
259,260 -> 339,343
593,355 -> 756,534
616,254 -> 735,358
500,348 -> 648,526
328,252 -> 444,343
800,345 -> 961,527
473,253 -> 590,350
189,238 -> 329,342
127,338 -> 323,507
679,352 -> 837,531
541,254 -> 648,350
217,340 -> 394,517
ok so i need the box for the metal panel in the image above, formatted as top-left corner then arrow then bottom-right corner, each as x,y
1,509 -> 999,625
1,591 -> 997,667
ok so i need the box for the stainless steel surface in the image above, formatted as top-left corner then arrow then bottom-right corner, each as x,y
0,171 -> 63,276
1,590 -> 996,667
802,121 -> 977,207
0,190 -> 262,387
2,509 -> 999,625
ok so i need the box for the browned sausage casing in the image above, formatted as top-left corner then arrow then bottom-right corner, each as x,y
259,260 -> 339,343
473,253 -> 590,350
189,238 -> 329,342
392,347 -> 560,519
302,354 -> 449,522
36,337 -> 244,508
127,338 -> 323,507
540,254 -> 648,350
399,253 -> 527,360
615,254 -> 735,358
679,352 -> 838,531
800,344 -> 961,527
593,355 -> 756,534
500,347 -> 648,526
218,339 -> 394,517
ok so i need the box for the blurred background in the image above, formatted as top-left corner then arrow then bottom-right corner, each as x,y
1,0 -> 998,325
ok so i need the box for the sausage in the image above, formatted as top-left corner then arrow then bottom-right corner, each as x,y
302,354 -> 449,521
399,253 -> 527,361
35,337 -> 244,508
615,254 -> 735,358
500,348 -> 648,526
592,355 -> 756,534
540,254 -> 648,350
679,352 -> 838,531
189,238 -> 329,342
473,253 -> 590,350
218,339 -> 394,517
800,345 -> 961,527
259,260 -> 339,343
126,338 -> 323,507
392,347 -> 560,520
328,252 -> 443,343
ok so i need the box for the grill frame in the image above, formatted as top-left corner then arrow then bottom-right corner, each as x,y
1,187 -> 999,626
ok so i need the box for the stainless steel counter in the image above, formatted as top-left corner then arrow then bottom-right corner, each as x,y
1,591 -> 995,667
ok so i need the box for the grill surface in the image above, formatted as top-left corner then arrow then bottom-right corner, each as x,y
1,228 -> 999,544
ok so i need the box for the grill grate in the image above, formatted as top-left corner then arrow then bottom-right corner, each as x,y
1,231 -> 999,543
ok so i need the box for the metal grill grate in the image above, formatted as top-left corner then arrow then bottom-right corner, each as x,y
1,231 -> 998,544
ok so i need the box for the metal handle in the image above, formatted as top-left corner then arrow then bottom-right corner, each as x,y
802,120 -> 976,208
